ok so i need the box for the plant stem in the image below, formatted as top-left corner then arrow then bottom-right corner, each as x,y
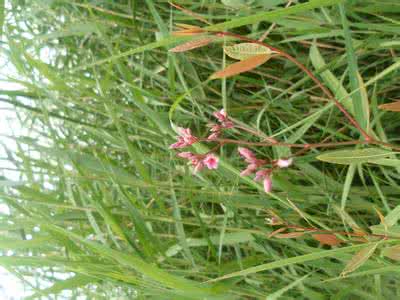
200,138 -> 372,149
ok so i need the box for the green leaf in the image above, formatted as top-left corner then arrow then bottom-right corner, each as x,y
316,148 -> 395,165
341,243 -> 379,276
223,43 -> 274,60
370,158 -> 400,168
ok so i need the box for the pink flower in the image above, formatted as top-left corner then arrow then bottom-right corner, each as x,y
263,176 -> 272,193
212,109 -> 234,129
207,132 -> 220,140
169,127 -> 198,149
193,160 -> 205,173
254,169 -> 273,193
203,153 -> 219,169
222,120 -> 234,129
213,109 -> 227,122
177,152 -> 194,159
240,163 -> 257,176
210,124 -> 221,132
254,169 -> 270,181
276,158 -> 293,168
238,147 -> 256,163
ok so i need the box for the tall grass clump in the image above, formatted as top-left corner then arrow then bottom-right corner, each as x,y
1,0 -> 400,299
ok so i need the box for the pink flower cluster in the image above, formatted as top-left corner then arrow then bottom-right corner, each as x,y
170,125 -> 219,173
169,109 -> 294,190
169,128 -> 198,149
238,147 -> 292,193
178,152 -> 219,173
207,109 -> 234,140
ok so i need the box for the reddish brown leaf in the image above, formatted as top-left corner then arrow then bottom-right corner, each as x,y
378,101 -> 400,112
268,227 -> 287,238
275,232 -> 305,239
312,234 -> 343,246
172,28 -> 205,36
169,38 -> 214,53
382,245 -> 400,261
210,54 -> 271,79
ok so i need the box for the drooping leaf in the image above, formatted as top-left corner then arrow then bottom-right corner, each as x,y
316,148 -> 395,165
223,43 -> 275,60
312,234 -> 343,246
382,245 -> 400,261
378,101 -> 400,112
169,37 -> 214,52
210,54 -> 270,79
341,243 -> 379,276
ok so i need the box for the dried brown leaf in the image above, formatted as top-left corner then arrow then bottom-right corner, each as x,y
378,101 -> 400,112
169,38 -> 214,53
312,234 -> 343,246
341,243 -> 378,276
210,54 -> 270,79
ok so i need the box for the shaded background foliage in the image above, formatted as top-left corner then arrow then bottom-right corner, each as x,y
1,0 -> 400,299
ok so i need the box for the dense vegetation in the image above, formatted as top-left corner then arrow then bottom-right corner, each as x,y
1,0 -> 400,299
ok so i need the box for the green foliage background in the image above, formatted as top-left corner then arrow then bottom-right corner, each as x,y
1,0 -> 400,299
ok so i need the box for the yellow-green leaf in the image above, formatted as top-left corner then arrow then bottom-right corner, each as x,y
223,42 -> 275,60
316,148 -> 395,165
341,243 -> 378,276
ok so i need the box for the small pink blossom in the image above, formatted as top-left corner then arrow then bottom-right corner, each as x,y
193,160 -> 205,173
238,147 -> 256,163
263,176 -> 272,193
210,124 -> 221,132
207,132 -> 220,140
222,120 -> 234,129
276,158 -> 293,168
240,163 -> 257,176
212,109 -> 234,129
203,153 -> 219,169
177,152 -> 194,159
213,109 -> 227,122
254,169 -> 270,181
254,169 -> 273,193
169,127 -> 198,149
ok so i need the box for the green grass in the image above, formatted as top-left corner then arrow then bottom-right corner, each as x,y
1,0 -> 400,299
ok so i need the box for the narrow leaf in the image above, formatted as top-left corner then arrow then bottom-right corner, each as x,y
210,54 -> 270,79
169,37 -> 214,52
317,148 -> 395,165
312,234 -> 343,246
341,243 -> 378,276
223,43 -> 274,60
378,101 -> 400,112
